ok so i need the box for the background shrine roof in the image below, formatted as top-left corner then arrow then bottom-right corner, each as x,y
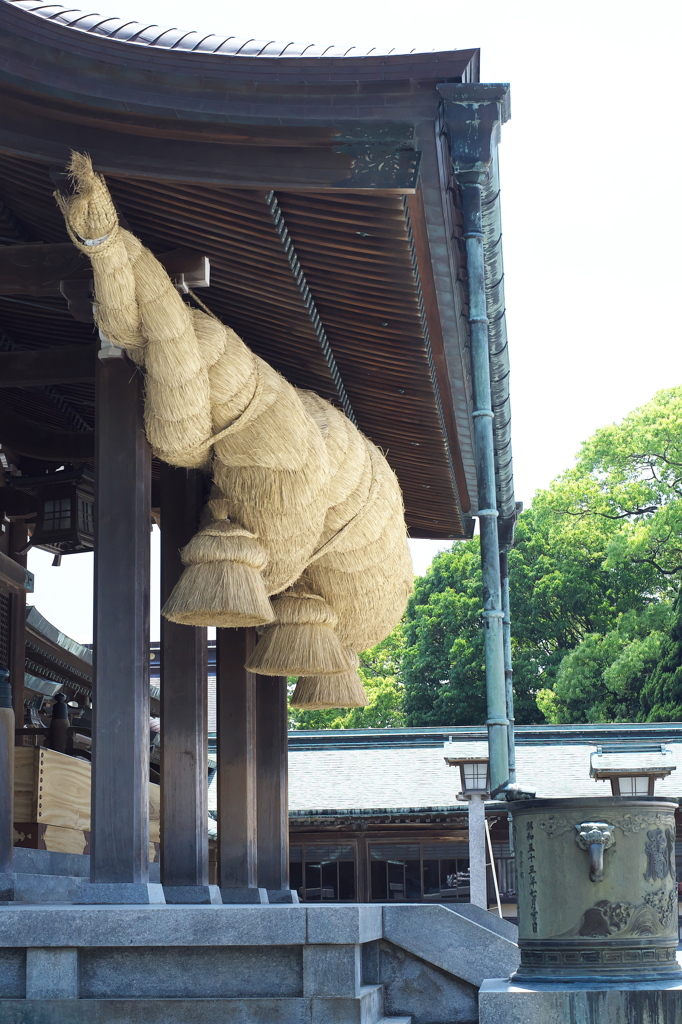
5,0 -> 459,58
211,723 -> 682,816
280,726 -> 682,814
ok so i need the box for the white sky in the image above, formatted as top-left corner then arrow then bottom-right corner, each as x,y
25,0 -> 682,641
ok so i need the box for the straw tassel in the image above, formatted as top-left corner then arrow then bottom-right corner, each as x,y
246,589 -> 354,677
290,652 -> 369,710
162,522 -> 274,628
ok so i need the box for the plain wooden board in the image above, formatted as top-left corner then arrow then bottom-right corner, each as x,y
13,747 -> 37,822
38,748 -> 91,830
149,782 -> 160,844
14,749 -> 161,837
43,823 -> 89,855
14,822 -> 89,855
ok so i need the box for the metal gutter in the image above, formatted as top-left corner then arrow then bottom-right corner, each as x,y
481,149 -> 515,521
458,169 -> 509,796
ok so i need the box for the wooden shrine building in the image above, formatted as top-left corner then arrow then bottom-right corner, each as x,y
0,0 -> 516,918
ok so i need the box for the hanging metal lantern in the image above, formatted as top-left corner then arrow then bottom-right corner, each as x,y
3,469 -> 94,560
31,469 -> 94,557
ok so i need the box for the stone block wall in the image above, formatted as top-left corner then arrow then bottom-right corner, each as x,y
0,902 -> 518,1023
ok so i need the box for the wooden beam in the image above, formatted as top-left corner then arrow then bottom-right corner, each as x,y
0,243 -> 88,295
0,244 -> 209,297
0,407 -> 93,461
0,345 -> 96,388
216,627 -> 258,893
159,464 -> 209,895
0,112 -> 421,193
256,675 -> 290,894
91,351 -> 151,884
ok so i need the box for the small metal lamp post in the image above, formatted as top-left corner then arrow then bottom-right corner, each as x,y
444,749 -> 490,909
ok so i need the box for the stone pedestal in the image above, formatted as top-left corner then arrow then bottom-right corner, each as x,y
220,887 -> 268,904
163,885 -> 221,905
74,882 -> 166,904
480,976 -> 682,1024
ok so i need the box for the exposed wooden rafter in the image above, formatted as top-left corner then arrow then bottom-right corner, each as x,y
0,344 -> 95,387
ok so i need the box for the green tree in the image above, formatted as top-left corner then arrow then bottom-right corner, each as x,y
530,387 -> 682,722
289,626 -> 407,730
402,541 -> 489,726
641,589 -> 682,721
292,388 -> 682,729
551,386 -> 682,587
401,491 -> 655,728
509,487 -> 657,704
537,604 -> 671,723
403,390 -> 682,727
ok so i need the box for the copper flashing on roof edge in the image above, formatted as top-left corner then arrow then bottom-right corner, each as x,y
3,0 -> 477,63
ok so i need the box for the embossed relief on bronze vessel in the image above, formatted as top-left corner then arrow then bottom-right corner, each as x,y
509,798 -> 680,982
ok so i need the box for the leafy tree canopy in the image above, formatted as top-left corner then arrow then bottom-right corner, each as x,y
640,588 -> 682,721
290,388 -> 682,729
288,627 -> 406,730
403,387 -> 682,727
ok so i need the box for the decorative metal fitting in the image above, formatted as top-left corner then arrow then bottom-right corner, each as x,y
98,332 -> 125,361
575,821 -> 616,883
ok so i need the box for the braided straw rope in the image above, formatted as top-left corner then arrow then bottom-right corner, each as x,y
57,154 -> 413,705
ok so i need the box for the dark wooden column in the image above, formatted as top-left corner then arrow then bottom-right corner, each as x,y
0,666 -> 14,898
256,674 -> 291,898
91,351 -> 151,889
159,465 -> 210,900
8,522 -> 27,740
216,627 -> 261,901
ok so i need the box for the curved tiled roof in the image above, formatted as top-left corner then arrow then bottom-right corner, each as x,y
4,0 -> 424,57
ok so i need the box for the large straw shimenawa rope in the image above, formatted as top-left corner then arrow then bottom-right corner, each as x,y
57,154 -> 413,707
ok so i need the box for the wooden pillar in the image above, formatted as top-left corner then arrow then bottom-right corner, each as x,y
356,836 -> 369,904
0,667 -> 14,898
256,675 -> 291,896
216,627 -> 261,900
159,465 -> 210,899
8,521 -> 27,738
91,351 -> 151,887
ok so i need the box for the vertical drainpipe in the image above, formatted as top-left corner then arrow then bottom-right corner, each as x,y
499,549 -> 516,782
438,83 -> 512,796
459,175 -> 509,795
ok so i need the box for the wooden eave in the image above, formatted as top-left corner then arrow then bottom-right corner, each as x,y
0,0 -> 481,539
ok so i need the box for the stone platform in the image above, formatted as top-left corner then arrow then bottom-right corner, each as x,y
479,976 -> 682,1024
0,901 -> 518,1023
